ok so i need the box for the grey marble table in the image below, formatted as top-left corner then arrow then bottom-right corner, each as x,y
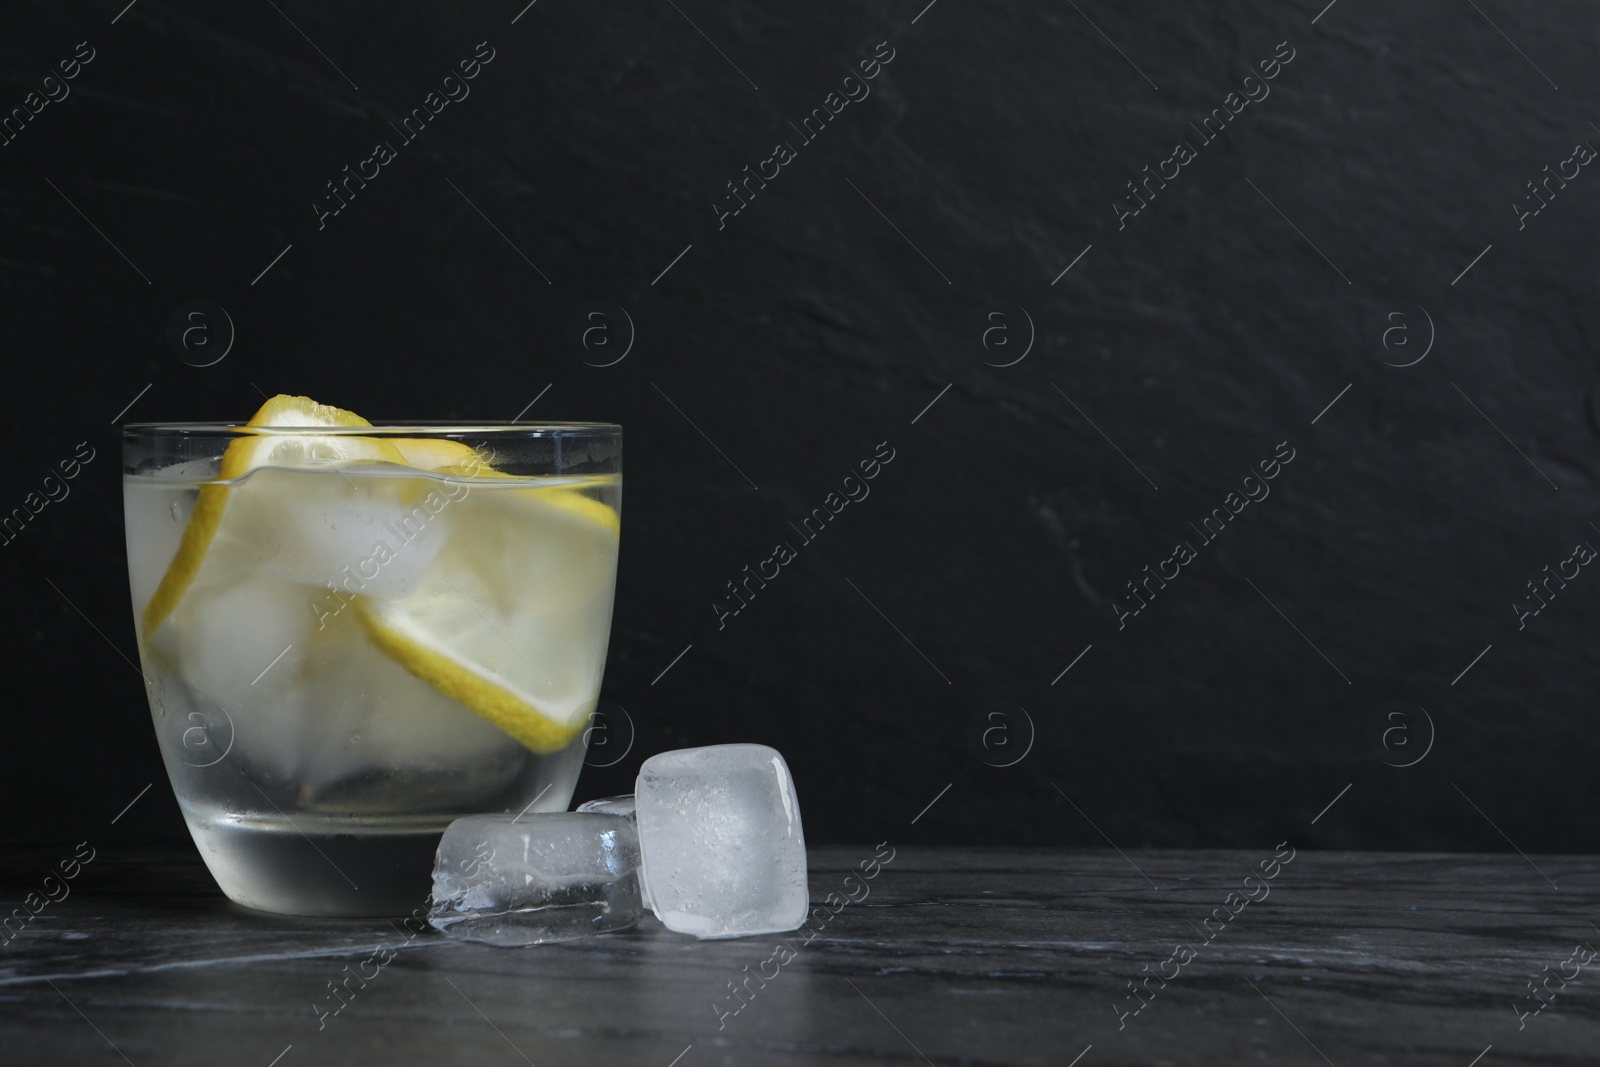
2,845 -> 1597,1066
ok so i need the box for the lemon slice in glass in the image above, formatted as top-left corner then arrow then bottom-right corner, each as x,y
140,395 -> 403,637
356,474 -> 620,753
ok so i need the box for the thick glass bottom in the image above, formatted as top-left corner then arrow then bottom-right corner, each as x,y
187,812 -> 453,916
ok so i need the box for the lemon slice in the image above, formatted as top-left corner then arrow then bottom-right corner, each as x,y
392,438 -> 486,471
355,480 -> 620,753
434,459 -> 622,538
140,395 -> 399,636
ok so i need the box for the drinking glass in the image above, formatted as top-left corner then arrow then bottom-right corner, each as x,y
123,421 -> 622,915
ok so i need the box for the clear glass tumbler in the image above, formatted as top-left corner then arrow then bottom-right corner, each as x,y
123,421 -> 622,915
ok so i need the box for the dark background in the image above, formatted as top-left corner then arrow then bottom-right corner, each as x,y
3,0 -> 1596,853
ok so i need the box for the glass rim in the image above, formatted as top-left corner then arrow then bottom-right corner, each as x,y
122,421 -> 622,437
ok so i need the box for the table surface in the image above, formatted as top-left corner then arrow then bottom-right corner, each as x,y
2,845 -> 1596,1066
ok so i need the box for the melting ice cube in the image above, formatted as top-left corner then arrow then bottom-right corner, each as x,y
575,795 -> 652,910
429,812 -> 642,945
635,744 -> 808,939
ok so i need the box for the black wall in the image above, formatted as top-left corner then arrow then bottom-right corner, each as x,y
3,0 -> 1597,852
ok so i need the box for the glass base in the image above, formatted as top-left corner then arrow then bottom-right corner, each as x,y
188,813 -> 446,916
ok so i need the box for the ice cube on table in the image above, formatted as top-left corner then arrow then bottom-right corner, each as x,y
574,795 -> 652,909
429,812 -> 643,945
635,744 -> 808,939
